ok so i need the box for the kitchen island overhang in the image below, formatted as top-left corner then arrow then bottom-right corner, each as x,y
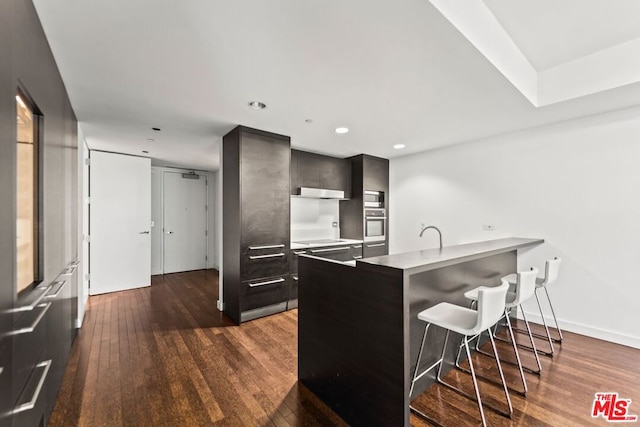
297,237 -> 544,427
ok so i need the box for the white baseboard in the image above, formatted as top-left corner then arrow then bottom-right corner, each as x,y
518,310 -> 640,349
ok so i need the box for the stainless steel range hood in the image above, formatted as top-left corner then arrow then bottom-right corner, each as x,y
295,187 -> 346,199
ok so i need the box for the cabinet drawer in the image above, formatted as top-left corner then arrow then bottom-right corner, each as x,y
363,241 -> 387,258
307,245 -> 352,262
350,244 -> 363,260
241,246 -> 290,280
241,276 -> 290,311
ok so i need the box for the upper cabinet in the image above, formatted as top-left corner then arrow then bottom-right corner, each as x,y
290,150 -> 351,198
362,155 -> 389,196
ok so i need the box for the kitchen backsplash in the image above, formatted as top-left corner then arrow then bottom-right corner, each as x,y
290,198 -> 340,241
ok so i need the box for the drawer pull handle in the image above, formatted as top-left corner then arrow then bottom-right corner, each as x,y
61,266 -> 76,275
293,251 -> 307,255
45,281 -> 67,299
292,276 -> 299,281
352,245 -> 362,249
353,256 -> 363,259
367,243 -> 385,248
249,253 -> 285,260
310,247 -> 350,254
11,286 -> 50,313
249,278 -> 285,288
10,303 -> 51,336
11,360 -> 52,415
249,244 -> 285,250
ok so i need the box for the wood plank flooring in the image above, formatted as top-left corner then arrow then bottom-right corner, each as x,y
50,270 -> 640,426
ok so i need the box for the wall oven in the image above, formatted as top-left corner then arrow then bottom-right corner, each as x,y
364,208 -> 386,242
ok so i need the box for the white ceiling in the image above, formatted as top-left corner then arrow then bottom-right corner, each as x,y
484,0 -> 640,70
33,0 -> 640,171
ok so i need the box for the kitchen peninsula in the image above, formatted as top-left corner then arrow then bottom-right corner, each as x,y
298,237 -> 543,426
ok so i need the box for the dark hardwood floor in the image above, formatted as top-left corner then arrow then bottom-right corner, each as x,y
50,270 -> 640,426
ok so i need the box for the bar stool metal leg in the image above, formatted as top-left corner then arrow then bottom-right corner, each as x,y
543,287 -> 564,342
439,330 -> 513,420
534,289 -> 555,356
520,306 -> 543,373
460,309 -> 527,396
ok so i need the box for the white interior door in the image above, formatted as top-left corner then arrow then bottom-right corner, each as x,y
89,151 -> 151,295
163,171 -> 207,274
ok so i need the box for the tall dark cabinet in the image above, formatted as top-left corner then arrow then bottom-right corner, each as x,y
340,154 -> 390,258
1,1 -> 80,426
223,126 -> 291,324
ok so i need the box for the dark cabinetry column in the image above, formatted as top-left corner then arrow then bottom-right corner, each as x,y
1,0 -> 79,425
339,155 -> 389,256
223,126 -> 291,324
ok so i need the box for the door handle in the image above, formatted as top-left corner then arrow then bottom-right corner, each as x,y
249,277 -> 286,288
367,243 -> 386,248
249,244 -> 284,250
9,302 -> 51,336
164,231 -> 173,235
310,247 -> 350,254
139,231 -> 150,234
11,286 -> 50,313
44,281 -> 67,299
10,360 -> 52,415
249,253 -> 285,260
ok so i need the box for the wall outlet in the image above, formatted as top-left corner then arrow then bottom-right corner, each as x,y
483,224 -> 495,231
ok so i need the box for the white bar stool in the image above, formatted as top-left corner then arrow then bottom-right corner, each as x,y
507,257 -> 563,357
460,267 -> 542,397
409,280 -> 512,427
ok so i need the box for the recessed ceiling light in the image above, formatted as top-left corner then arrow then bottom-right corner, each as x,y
335,127 -> 349,134
152,127 -> 161,131
248,101 -> 266,110
393,144 -> 406,149
142,150 -> 149,154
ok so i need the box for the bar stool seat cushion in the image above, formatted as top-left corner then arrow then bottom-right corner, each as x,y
418,303 -> 482,336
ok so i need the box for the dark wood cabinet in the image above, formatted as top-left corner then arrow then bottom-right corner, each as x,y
223,126 -> 291,324
340,155 -> 389,256
241,276 -> 291,312
291,150 -> 351,198
1,1 -> 80,425
363,241 -> 388,258
363,155 -> 389,193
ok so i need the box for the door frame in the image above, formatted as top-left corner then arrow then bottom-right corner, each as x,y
151,166 -> 215,276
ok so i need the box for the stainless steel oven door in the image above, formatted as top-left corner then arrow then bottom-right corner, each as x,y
364,216 -> 386,242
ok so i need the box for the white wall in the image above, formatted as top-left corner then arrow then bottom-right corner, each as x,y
77,127 -> 89,327
390,106 -> 640,348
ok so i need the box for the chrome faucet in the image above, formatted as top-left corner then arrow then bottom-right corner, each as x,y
419,225 -> 443,249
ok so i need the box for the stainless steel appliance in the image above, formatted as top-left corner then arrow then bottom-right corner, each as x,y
364,208 -> 386,242
364,190 -> 384,207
